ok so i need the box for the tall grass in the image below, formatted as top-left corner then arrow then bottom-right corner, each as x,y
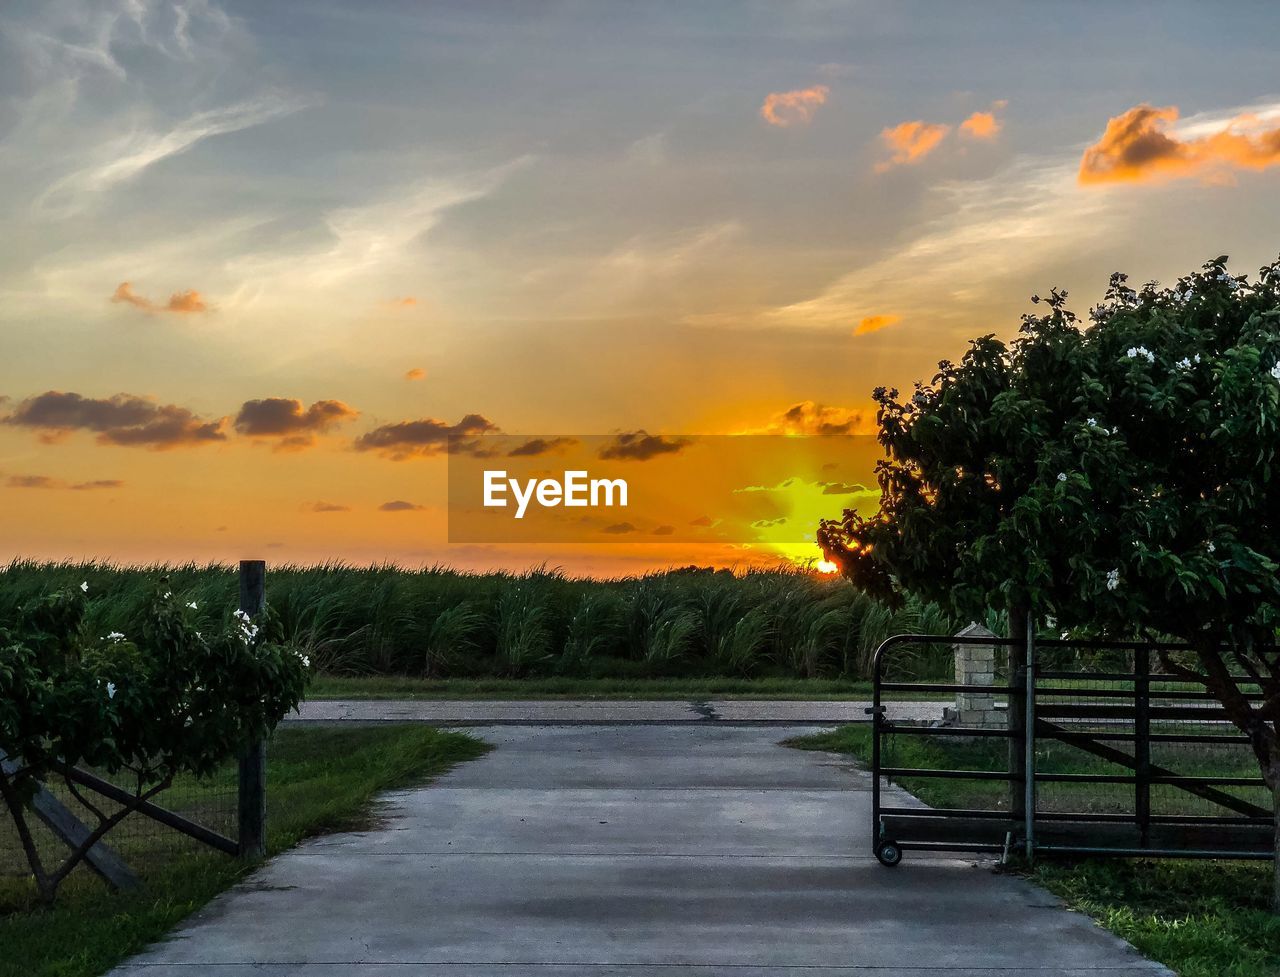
0,561 -> 962,681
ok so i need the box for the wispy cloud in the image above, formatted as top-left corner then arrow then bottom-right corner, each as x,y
769,151 -> 1118,330
37,91 -> 314,216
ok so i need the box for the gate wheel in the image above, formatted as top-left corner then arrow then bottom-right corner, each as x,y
875,841 -> 902,867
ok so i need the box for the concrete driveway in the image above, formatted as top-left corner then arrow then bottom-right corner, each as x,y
111,724 -> 1168,976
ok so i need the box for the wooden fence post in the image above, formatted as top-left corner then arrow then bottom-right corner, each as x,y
237,560 -> 267,860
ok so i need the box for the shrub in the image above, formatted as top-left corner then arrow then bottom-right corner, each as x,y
0,582 -> 307,904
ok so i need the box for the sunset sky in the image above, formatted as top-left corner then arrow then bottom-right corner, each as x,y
3,1 -> 1280,575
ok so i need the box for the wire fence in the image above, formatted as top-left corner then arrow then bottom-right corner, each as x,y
0,754 -> 242,903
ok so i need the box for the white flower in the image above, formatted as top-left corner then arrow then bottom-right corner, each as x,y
1270,362 -> 1280,381
1086,418 -> 1098,427
195,631 -> 202,640
233,609 -> 251,623
1193,353 -> 1201,364
1206,542 -> 1216,554
301,655 -> 311,668
105,631 -> 125,643
1176,358 -> 1191,369
1105,568 -> 1120,591
187,601 -> 198,610
80,581 -> 88,593
1057,473 -> 1067,482
163,591 -> 172,599
105,681 -> 117,699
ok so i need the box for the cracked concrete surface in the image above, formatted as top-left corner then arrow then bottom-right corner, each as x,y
108,724 -> 1169,977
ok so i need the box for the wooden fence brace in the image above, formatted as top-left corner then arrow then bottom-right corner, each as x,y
237,559 -> 267,860
0,753 -> 139,891
56,762 -> 238,856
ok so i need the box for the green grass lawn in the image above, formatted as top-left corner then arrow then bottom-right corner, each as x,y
0,725 -> 489,977
787,725 -> 1280,977
307,674 -> 884,700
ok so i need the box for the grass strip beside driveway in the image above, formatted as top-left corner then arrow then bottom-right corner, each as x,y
1,726 -> 489,977
785,725 -> 1279,977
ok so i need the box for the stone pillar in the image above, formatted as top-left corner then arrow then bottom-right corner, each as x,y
943,623 -> 1001,727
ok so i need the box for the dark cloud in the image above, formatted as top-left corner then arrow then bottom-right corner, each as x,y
598,432 -> 691,461
6,474 -> 58,489
235,398 -> 359,451
354,413 -> 498,460
379,500 -> 425,512
601,521 -> 638,534
72,479 -> 124,490
507,437 -> 578,457
776,401 -> 865,436
689,515 -> 715,527
751,517 -> 788,528
311,501 -> 351,512
3,391 -> 227,449
651,525 -> 675,536
820,480 -> 872,495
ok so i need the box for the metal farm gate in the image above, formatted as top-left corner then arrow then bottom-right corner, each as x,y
869,632 -> 1275,867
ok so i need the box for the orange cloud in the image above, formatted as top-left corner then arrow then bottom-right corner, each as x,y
854,313 -> 901,335
404,367 -> 427,381
760,85 -> 830,127
959,111 -> 1000,140
382,296 -> 418,309
110,282 -> 209,314
1079,103 -> 1280,185
876,120 -> 950,171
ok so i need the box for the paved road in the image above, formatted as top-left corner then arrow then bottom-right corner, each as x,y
111,724 -> 1167,976
289,698 -> 945,725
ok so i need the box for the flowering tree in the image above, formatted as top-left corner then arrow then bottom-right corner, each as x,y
819,257 -> 1280,907
0,583 -> 308,904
